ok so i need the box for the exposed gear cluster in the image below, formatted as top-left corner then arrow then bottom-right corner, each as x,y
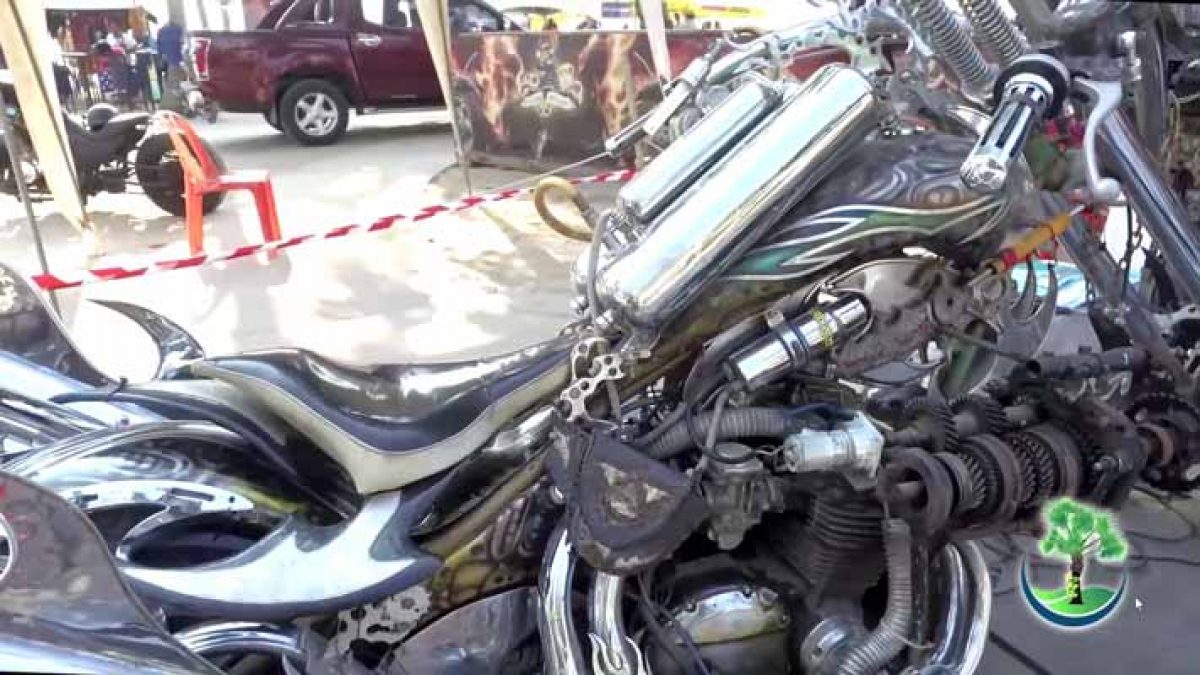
878,423 -> 1086,536
1129,392 -> 1200,491
876,391 -> 1090,536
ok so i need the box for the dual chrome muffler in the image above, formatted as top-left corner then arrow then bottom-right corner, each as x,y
584,64 -> 883,332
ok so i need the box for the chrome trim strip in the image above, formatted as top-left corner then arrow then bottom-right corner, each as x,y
7,421 -> 244,478
174,622 -> 306,661
958,541 -> 992,674
1100,108 -> 1200,303
913,541 -> 991,674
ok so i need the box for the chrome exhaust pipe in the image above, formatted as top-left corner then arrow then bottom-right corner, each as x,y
540,531 -> 645,675
597,64 -> 881,330
912,541 -> 991,674
617,78 -> 783,226
540,525 -> 588,675
589,572 -> 647,675
539,537 -> 991,675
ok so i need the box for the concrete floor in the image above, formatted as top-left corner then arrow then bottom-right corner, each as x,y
978,490 -> 1200,674
3,109 -> 1199,673
0,110 -> 591,379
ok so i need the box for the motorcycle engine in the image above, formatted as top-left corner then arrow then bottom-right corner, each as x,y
545,36 -> 1148,675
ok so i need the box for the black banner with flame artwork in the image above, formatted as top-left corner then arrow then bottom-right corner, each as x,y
449,30 -> 848,171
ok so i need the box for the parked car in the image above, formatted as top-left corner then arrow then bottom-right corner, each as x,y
191,0 -> 517,145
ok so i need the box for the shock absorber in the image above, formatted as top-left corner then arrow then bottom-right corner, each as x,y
960,0 -> 1028,67
898,0 -> 995,92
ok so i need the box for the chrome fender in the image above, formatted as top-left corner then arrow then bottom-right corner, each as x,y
7,420 -> 329,566
0,471 -> 220,674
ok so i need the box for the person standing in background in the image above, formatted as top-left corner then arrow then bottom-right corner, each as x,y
133,13 -> 160,108
46,26 -> 73,107
157,17 -> 186,111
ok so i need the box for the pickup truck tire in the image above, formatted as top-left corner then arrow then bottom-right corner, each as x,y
135,134 -> 227,217
279,79 -> 349,146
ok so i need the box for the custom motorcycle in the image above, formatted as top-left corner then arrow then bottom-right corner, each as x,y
4,1 -> 1200,673
0,72 -> 225,217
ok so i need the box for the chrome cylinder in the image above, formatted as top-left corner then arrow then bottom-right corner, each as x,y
779,411 -> 883,476
726,294 -> 871,391
597,64 -> 880,330
1099,109 -> 1200,304
961,55 -> 1068,193
923,545 -> 969,670
618,79 -> 782,225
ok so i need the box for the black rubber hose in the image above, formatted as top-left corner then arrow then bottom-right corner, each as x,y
642,407 -> 807,460
834,519 -> 914,675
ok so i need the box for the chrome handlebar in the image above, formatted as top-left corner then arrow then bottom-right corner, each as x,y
960,55 -> 1070,193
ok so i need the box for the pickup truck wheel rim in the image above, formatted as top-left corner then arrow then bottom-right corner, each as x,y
294,92 -> 339,137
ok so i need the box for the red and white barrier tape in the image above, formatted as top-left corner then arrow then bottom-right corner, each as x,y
33,169 -> 636,292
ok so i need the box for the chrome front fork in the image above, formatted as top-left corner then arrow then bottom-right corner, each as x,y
1099,108 -> 1200,306
539,524 -> 991,675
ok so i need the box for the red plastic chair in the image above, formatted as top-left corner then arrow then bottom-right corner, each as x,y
159,111 -> 282,255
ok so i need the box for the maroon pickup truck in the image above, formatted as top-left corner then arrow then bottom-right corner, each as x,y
192,0 -> 515,145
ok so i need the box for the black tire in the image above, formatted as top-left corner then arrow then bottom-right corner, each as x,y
263,107 -> 283,132
279,79 -> 349,146
135,133 -> 227,217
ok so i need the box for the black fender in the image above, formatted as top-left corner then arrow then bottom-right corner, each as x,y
0,261 -> 113,386
89,298 -> 205,378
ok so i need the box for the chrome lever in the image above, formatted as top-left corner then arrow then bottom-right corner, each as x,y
1072,78 -> 1124,204
355,33 -> 381,47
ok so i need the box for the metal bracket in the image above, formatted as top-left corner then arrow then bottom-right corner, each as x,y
560,338 -> 625,424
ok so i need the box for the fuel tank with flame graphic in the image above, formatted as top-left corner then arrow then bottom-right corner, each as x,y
725,133 -> 1020,282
